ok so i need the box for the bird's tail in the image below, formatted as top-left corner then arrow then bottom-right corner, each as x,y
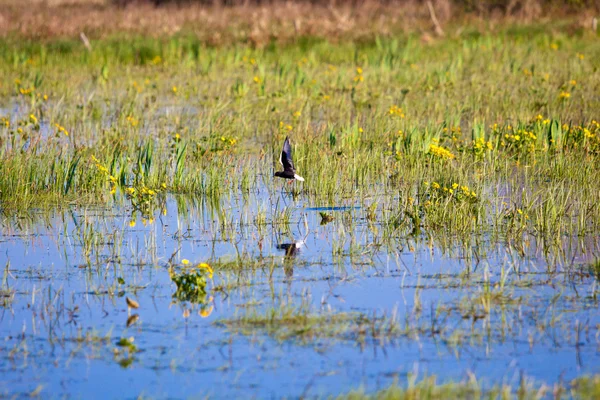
294,174 -> 305,182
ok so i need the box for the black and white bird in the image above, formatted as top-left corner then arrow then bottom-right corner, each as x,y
274,136 -> 304,182
277,241 -> 305,257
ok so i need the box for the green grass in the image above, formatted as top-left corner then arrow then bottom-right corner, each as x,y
0,25 -> 599,256
338,374 -> 600,399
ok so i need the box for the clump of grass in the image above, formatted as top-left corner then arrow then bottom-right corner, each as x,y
338,373 -> 600,399
0,288 -> 14,307
217,305 -> 399,343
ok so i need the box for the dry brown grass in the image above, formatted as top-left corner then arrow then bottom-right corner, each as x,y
0,0 -> 597,42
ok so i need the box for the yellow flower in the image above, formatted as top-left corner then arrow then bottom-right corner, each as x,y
253,76 -> 261,84
558,91 -> 570,100
182,259 -> 190,266
199,305 -> 214,318
172,86 -> 178,94
356,67 -> 363,75
126,115 -> 138,127
550,43 -> 558,50
428,144 -> 455,160
129,220 -> 136,227
388,105 -> 405,118
569,80 -> 577,86
29,114 -> 38,124
198,262 -> 213,279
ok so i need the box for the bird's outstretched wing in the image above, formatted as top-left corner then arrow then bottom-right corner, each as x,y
279,137 -> 295,173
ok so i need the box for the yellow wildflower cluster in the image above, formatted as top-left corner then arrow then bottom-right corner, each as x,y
428,144 -> 455,160
297,57 -> 309,67
220,135 -> 237,147
388,105 -> 405,118
54,123 -> 69,137
501,129 -> 536,153
1,117 -> 9,127
29,114 -> 38,125
131,81 -> 143,93
441,126 -> 462,144
472,137 -> 493,156
353,67 -> 364,83
442,126 -> 461,134
253,76 -> 262,84
126,115 -> 139,127
558,91 -> 570,100
125,186 -> 157,197
197,263 -> 214,279
92,155 -> 118,194
279,121 -> 293,132
534,115 -> 551,125
125,182 -> 166,214
242,56 -> 257,66
19,87 -> 34,95
426,181 -> 477,203
563,121 -> 600,153
504,206 -> 529,224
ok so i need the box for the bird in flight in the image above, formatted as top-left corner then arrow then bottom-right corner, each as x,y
274,136 -> 304,182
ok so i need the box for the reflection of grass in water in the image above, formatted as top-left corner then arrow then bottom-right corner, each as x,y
217,305 -> 400,343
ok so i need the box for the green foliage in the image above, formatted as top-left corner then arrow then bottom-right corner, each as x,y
171,270 -> 209,304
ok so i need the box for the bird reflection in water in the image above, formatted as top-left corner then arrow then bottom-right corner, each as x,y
276,240 -> 305,278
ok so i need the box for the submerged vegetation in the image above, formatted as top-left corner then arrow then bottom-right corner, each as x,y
1,3 -> 600,397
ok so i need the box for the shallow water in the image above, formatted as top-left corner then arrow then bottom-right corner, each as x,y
1,183 -> 599,398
